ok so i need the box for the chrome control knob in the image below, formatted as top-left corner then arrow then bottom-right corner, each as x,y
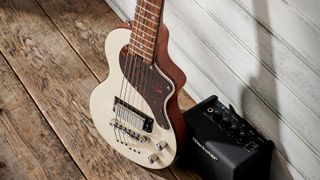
148,154 -> 158,164
156,141 -> 167,151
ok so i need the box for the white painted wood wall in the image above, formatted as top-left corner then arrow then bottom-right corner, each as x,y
104,0 -> 320,179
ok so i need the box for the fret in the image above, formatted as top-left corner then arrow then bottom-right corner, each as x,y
136,5 -> 159,17
131,38 -> 154,51
134,20 -> 157,32
132,29 -> 156,39
135,13 -> 157,25
130,45 -> 154,56
129,0 -> 163,64
131,32 -> 155,44
129,47 -> 153,58
143,0 -> 161,9
128,48 -> 153,63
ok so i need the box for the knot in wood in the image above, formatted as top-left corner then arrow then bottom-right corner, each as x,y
0,162 -> 6,168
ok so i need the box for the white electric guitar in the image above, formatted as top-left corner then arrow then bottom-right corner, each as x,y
90,0 -> 186,169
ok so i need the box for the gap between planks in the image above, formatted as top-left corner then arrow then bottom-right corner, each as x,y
32,0 -> 177,178
0,0 -> 198,179
32,0 -> 200,179
0,51 -> 85,179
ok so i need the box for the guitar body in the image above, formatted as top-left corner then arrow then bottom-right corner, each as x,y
90,22 -> 186,169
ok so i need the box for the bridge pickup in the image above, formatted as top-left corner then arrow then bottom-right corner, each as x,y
113,96 -> 154,133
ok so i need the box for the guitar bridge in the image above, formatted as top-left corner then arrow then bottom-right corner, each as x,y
110,119 -> 148,143
113,96 -> 154,133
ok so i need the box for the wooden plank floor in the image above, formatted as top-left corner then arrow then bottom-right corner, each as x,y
0,0 -> 200,179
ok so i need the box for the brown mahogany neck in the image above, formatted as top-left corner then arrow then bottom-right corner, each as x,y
129,0 -> 164,64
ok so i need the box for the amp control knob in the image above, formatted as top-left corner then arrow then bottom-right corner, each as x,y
212,110 -> 223,122
156,141 -> 167,151
148,154 -> 158,164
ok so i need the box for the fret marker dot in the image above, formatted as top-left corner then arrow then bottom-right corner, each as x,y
151,16 -> 155,20
142,33 -> 145,37
139,45 -> 143,48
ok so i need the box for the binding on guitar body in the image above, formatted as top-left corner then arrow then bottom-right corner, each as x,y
90,0 -> 186,169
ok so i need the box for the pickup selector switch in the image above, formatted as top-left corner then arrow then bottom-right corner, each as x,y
148,153 -> 158,164
156,141 -> 167,151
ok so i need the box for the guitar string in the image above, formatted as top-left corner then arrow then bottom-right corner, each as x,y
125,49 -> 139,145
125,5 -> 148,146
114,39 -> 132,144
131,0 -> 160,142
133,0 -> 146,140
119,30 -> 141,145
120,48 -> 134,145
121,18 -> 145,146
126,0 -> 152,146
122,1 -> 149,146
118,25 -> 141,146
132,2 -> 154,142
137,0 -> 158,139
136,0 -> 160,146
113,49 -> 130,144
130,5 -> 148,144
114,0 -> 159,147
124,0 -> 153,145
115,22 -> 140,145
141,0 -> 160,136
126,15 -> 150,146
126,54 -> 135,146
124,37 -> 142,146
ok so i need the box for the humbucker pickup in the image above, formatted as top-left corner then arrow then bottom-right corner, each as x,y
113,96 -> 154,133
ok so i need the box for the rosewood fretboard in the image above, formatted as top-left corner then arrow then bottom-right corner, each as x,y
129,0 -> 164,64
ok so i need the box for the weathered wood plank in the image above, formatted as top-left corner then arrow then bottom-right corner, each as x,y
36,0 -> 121,82
0,129 -> 30,180
0,0 -> 175,179
34,0 -> 200,178
0,53 -> 84,179
104,0 -> 320,179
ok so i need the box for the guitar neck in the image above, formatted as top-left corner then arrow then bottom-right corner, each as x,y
129,0 -> 164,64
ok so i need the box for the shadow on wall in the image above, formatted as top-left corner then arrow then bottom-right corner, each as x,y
240,0 -> 292,179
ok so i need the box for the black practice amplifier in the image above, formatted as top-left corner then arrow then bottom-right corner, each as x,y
182,95 -> 273,180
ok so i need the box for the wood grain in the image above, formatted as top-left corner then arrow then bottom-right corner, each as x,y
236,0 -> 320,74
163,2 -> 319,179
94,0 -> 320,179
35,0 -> 121,82
33,0 -> 200,178
0,53 -> 84,179
194,0 -> 320,129
0,0 -> 175,179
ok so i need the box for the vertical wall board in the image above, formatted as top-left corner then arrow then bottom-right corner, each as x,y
235,0 -> 320,75
168,41 -> 305,180
286,0 -> 320,28
103,0 -> 319,179
194,0 -> 320,123
165,0 -> 320,154
164,15 -> 319,179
